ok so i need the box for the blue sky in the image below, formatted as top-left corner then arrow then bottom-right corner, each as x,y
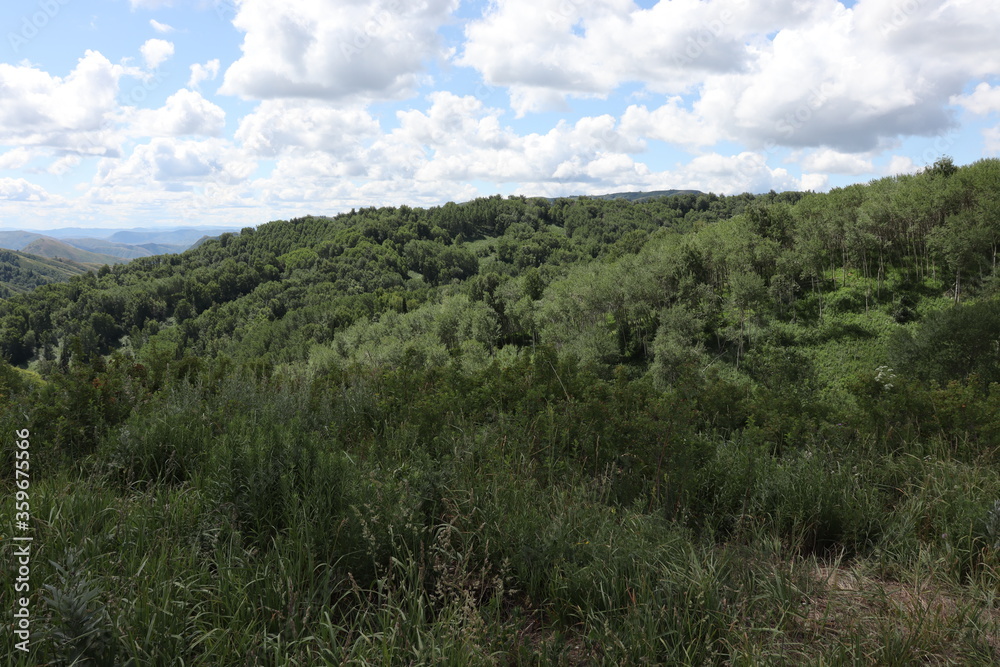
1,0 -> 998,230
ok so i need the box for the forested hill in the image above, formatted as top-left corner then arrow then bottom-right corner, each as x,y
0,188 -> 791,367
545,188 -> 704,202
0,249 -> 92,298
2,158 -> 998,380
4,158 -> 1000,663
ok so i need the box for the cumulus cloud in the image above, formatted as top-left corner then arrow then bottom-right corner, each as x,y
140,39 -> 174,69
378,93 -> 645,185
952,83 -> 1000,115
460,0 -> 1000,151
235,100 -> 379,157
0,51 -> 125,156
800,173 -> 830,192
48,154 -> 83,176
0,178 -> 49,201
620,98 -> 720,149
458,0 -> 825,115
660,152 -> 803,194
885,155 -> 921,175
95,138 -> 254,187
149,19 -> 174,33
187,59 -> 220,90
127,89 -> 227,137
986,126 -> 1000,155
0,148 -> 33,170
800,149 -> 874,175
220,0 -> 459,101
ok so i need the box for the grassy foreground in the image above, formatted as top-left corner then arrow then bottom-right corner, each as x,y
3,339 -> 1000,664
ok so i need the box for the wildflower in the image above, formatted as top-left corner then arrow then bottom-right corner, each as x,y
875,366 -> 896,391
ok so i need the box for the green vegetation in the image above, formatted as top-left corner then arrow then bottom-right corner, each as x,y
18,237 -> 129,267
0,250 -> 93,298
3,160 -> 1000,664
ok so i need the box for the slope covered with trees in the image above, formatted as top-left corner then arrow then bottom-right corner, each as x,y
18,237 -> 128,267
0,249 -> 93,298
3,159 -> 1000,664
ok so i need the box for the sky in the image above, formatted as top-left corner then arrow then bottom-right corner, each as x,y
0,0 -> 998,230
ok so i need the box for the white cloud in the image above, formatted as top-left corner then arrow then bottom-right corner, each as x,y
220,0 -> 459,101
0,148 -> 33,170
461,0 -> 1000,152
93,138 -> 255,191
149,19 -> 174,33
235,99 -> 379,156
187,59 -> 220,90
800,149 -> 873,175
986,127 -> 1000,155
458,0 -> 825,115
885,155 -> 920,176
0,51 -> 126,156
620,98 -> 720,149
693,6 -> 962,152
378,94 -> 645,185
0,178 -> 49,201
140,39 -> 174,69
48,154 -> 82,176
661,152 -> 803,194
127,89 -> 227,137
951,83 -> 1000,115
800,173 -> 829,192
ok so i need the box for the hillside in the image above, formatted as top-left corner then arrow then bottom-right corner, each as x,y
2,160 -> 1000,664
60,238 -> 158,260
548,188 -> 705,202
105,227 -> 242,246
0,249 -> 91,297
137,242 -> 186,255
0,227 -> 235,264
0,230 -> 46,251
20,237 -> 129,266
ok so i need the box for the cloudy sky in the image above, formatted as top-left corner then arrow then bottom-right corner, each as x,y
0,0 -> 998,230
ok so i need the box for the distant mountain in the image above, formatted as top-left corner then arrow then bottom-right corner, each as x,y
0,231 -> 47,251
137,242 -> 186,255
0,228 -> 218,266
61,238 -> 157,260
106,228 -> 243,246
548,189 -> 705,203
0,226 -> 247,243
0,249 -> 91,297
20,238 -> 128,266
60,238 -> 187,260
188,235 -> 217,250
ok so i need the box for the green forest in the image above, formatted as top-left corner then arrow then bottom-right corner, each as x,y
3,157 -> 1000,664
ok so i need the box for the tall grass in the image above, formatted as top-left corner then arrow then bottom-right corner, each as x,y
3,359 -> 999,664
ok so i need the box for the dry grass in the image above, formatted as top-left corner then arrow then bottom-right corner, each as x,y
788,563 -> 1000,664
